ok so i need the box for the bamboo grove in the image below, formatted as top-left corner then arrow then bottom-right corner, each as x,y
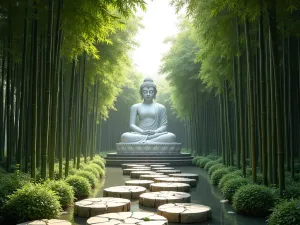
0,0 -> 146,181
162,0 -> 300,196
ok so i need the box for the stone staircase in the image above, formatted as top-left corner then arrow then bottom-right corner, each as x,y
105,152 -> 193,166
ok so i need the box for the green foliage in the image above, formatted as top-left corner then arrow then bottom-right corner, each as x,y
76,170 -> 98,188
204,160 -> 218,171
267,199 -> 300,225
192,156 -> 203,165
208,164 -> 225,177
248,173 -> 263,185
198,158 -> 210,168
3,183 -> 61,224
211,168 -> 229,186
89,163 -> 105,177
91,158 -> 106,169
65,175 -> 90,199
81,165 -> 100,178
206,154 -> 219,160
0,172 -> 31,212
232,184 -> 278,216
221,177 -> 249,202
218,171 -> 243,190
44,180 -> 74,208
216,157 -> 223,163
283,182 -> 300,200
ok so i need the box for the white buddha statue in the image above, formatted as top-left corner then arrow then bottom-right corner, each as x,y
120,78 -> 176,143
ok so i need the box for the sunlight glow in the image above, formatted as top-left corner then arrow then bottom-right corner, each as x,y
131,0 -> 179,80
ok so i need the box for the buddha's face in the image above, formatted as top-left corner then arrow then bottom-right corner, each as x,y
142,87 -> 156,102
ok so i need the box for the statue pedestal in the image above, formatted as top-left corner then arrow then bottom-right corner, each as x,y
105,142 -> 193,166
116,143 -> 182,155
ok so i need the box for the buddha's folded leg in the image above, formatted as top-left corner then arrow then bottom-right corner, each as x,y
146,132 -> 176,143
121,132 -> 147,143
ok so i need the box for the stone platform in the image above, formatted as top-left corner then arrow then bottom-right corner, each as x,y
116,143 -> 182,155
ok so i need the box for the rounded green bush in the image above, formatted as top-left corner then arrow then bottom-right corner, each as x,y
44,180 -> 74,208
283,182 -> 300,200
248,173 -> 263,185
232,184 -> 277,216
76,170 -> 97,188
192,156 -> 202,165
221,177 -> 249,202
208,164 -> 225,177
206,154 -> 219,160
65,175 -> 90,199
91,158 -> 106,169
81,165 -> 100,178
267,199 -> 300,225
3,183 -> 61,224
216,157 -> 223,163
89,163 -> 105,177
198,158 -> 210,168
94,155 -> 106,164
204,161 -> 218,171
211,168 -> 229,186
218,171 -> 242,190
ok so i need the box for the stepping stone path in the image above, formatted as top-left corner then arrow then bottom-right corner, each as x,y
140,174 -> 170,181
103,186 -> 146,199
150,182 -> 190,192
122,164 -> 146,169
132,166 -> 151,170
139,191 -> 191,208
152,167 -> 174,171
87,212 -> 168,225
17,219 -> 71,225
131,171 -> 161,178
123,168 -> 151,175
156,170 -> 181,175
150,165 -> 167,168
125,180 -> 154,189
74,197 -> 131,218
157,203 -> 212,223
169,173 -> 199,180
154,177 -> 197,187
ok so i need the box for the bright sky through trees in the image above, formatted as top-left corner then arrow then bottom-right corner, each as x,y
131,0 -> 179,79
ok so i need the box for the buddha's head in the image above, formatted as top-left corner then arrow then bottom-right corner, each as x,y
140,78 -> 157,101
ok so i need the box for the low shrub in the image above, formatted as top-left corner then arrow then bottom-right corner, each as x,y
221,177 -> 249,202
81,165 -> 100,178
65,175 -> 90,199
76,170 -> 97,188
91,158 -> 105,169
208,164 -> 225,177
44,180 -> 74,208
198,158 -> 210,168
206,154 -> 219,160
232,184 -> 278,216
89,163 -> 105,177
2,183 -> 61,224
283,182 -> 300,200
248,173 -> 263,185
267,199 -> 300,225
218,171 -> 242,190
211,168 -> 229,186
216,157 -> 223,163
192,156 -> 202,165
204,161 -> 218,171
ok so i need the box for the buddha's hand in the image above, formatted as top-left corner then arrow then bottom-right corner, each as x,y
141,130 -> 155,135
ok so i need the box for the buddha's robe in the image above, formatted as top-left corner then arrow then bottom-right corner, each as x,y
121,103 -> 176,143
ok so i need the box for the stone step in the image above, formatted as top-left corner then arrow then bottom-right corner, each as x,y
106,152 -> 192,158
105,159 -> 193,166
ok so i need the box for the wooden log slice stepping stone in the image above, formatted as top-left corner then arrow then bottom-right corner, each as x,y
150,183 -> 190,192
74,197 -> 131,218
140,174 -> 170,181
139,191 -> 191,208
17,219 -> 71,225
152,167 -> 174,171
103,186 -> 146,199
157,203 -> 212,223
131,171 -> 161,178
123,168 -> 151,175
150,164 -> 167,168
122,164 -> 146,169
169,173 -> 199,181
156,170 -> 181,175
87,212 -> 168,225
154,177 -> 197,187
125,180 -> 154,189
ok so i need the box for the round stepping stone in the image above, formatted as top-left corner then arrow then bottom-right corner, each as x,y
143,163 -> 170,166
169,173 -> 199,180
150,182 -> 190,192
125,180 -> 154,189
132,166 -> 151,170
123,168 -> 151,175
154,177 -> 197,187
140,174 -> 170,181
150,164 -> 167,168
157,203 -> 212,223
87,212 -> 168,225
17,219 -> 71,225
122,164 -> 146,169
74,197 -> 130,218
152,167 -> 174,171
156,170 -> 181,175
139,191 -> 191,208
131,171 -> 161,178
103,186 -> 146,199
